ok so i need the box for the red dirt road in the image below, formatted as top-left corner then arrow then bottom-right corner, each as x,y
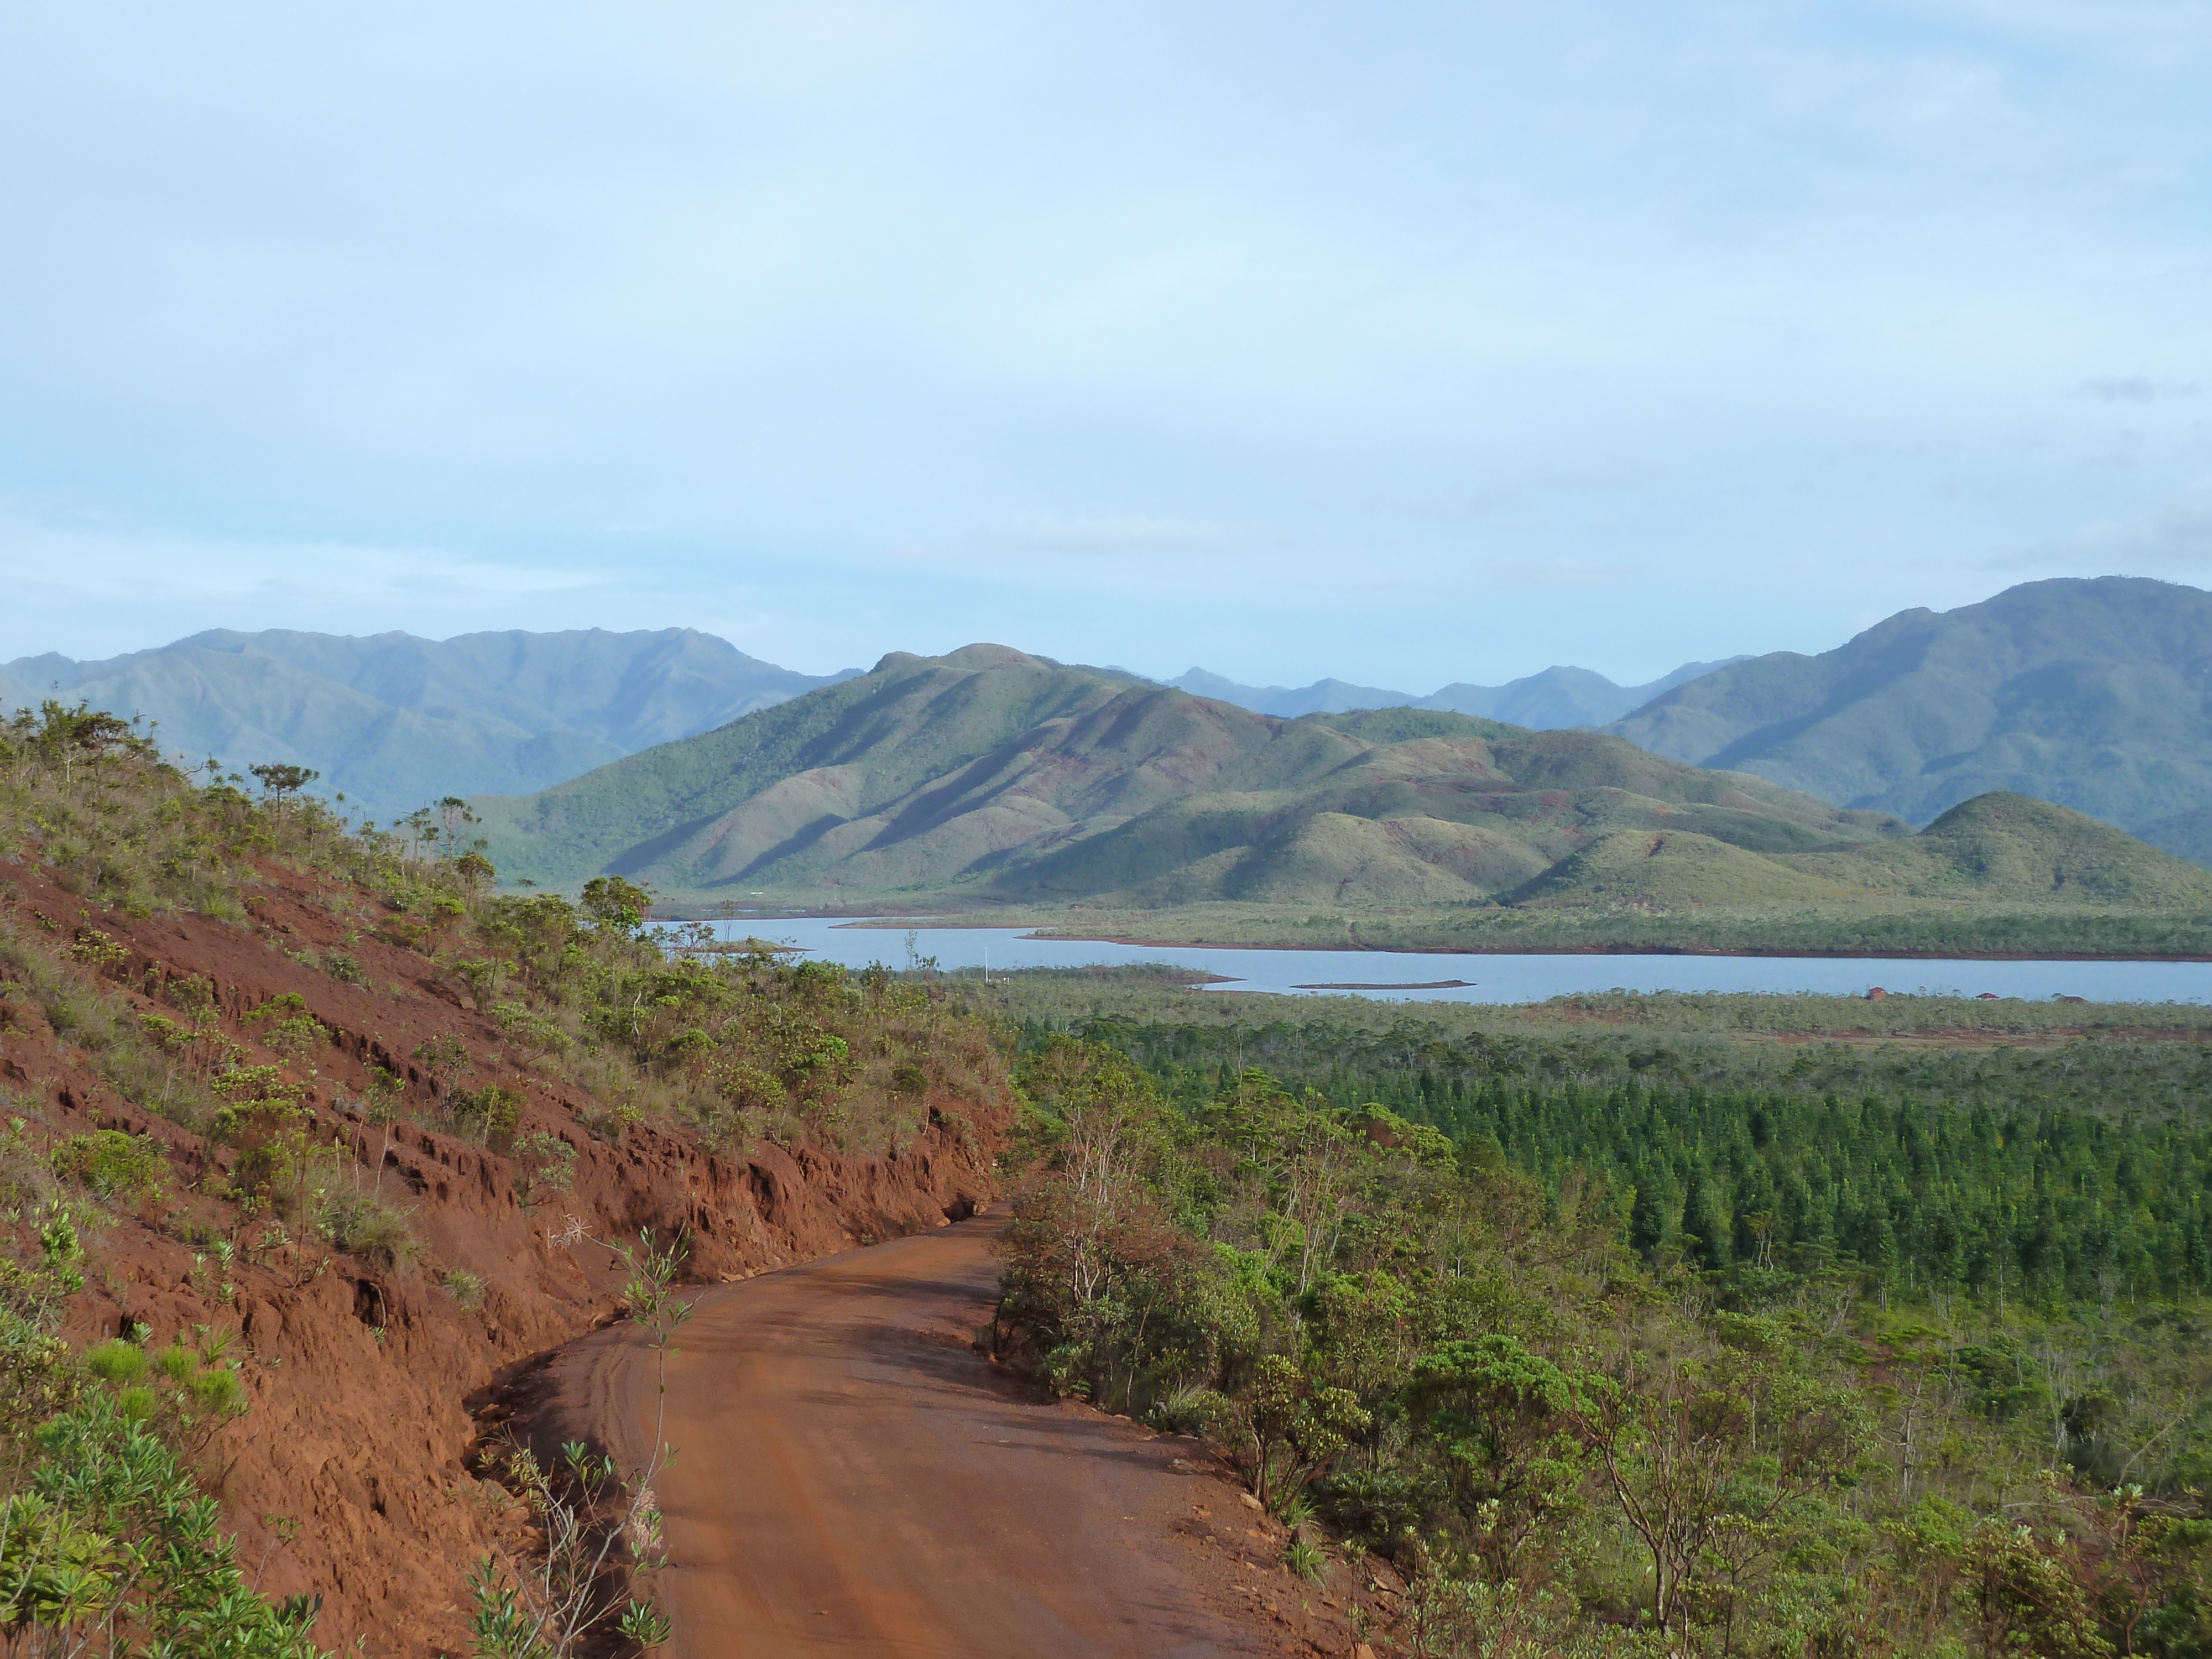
559,1218 -> 1292,1659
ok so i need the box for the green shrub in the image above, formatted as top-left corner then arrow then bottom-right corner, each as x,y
1312,1467 -> 1447,1558
84,1337 -> 148,1386
260,1014 -> 326,1061
453,1085 -> 523,1144
227,1140 -> 298,1206
2,1390 -> 324,1656
441,1269 -> 484,1308
117,1382 -> 159,1423
510,1130 -> 575,1206
51,1129 -> 169,1203
314,1182 -> 416,1271
318,949 -> 365,985
491,999 -> 571,1058
68,927 -> 131,973
1147,1381 -> 1232,1437
209,1066 -> 307,1140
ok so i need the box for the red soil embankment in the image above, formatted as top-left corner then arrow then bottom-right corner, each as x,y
0,856 -> 1008,1656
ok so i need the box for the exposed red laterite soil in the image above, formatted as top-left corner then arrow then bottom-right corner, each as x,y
1,856 -> 1008,1656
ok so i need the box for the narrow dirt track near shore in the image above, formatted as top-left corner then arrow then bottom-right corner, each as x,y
554,1218 -> 1294,1659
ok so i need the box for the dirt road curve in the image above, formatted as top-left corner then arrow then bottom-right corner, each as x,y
556,1218 -> 1290,1659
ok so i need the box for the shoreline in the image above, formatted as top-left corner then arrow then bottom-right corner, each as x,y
667,912 -> 2212,965
1050,934 -> 2212,962
1293,978 -> 1475,991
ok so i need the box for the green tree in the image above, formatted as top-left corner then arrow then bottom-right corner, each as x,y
1407,1335 -> 1593,1580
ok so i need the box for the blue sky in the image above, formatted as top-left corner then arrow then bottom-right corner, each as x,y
3,1 -> 2208,689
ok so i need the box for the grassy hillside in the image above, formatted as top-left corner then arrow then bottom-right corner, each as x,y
476,648 -> 1905,902
1611,575 -> 2212,859
481,645 -> 2212,953
473,644 -> 1177,885
0,699 -> 1009,1655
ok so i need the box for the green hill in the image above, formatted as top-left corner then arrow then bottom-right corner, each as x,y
1609,576 -> 2212,862
1500,794 -> 2212,912
475,644 -> 1923,902
462,643 -> 2212,949
1802,792 -> 2212,906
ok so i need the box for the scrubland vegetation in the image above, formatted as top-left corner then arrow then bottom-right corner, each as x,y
0,701 -> 1005,1655
985,968 -> 2212,1655
15,680 -> 2212,1656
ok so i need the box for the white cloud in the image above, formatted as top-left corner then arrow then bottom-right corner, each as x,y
977,515 -> 1279,557
1494,558 -> 1631,590
0,510 -> 618,658
2076,375 -> 2199,402
2,1 -> 2210,686
1994,478 -> 2212,572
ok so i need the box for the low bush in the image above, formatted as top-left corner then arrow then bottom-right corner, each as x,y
0,1117 -> 60,1212
314,1181 -> 416,1271
51,1128 -> 170,1203
452,1084 -> 522,1144
0,1166 -> 315,1655
2,1390 -> 320,1655
509,1130 -> 575,1207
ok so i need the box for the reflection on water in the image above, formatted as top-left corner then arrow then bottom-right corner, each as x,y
698,919 -> 2212,1006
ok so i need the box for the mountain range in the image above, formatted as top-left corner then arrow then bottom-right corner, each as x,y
1610,577 -> 2212,859
20,576 -> 2212,891
1168,658 -> 1738,726
0,628 -> 856,825
472,643 -> 2212,915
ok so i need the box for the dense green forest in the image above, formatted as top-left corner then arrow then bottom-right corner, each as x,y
1021,1004 -> 2212,1306
988,973 -> 2212,1655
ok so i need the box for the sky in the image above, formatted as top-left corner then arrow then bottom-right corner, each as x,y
3,1 -> 2209,691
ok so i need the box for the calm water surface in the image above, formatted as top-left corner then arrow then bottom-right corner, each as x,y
701,919 -> 2212,1005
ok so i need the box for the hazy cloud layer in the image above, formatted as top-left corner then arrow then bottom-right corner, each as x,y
1999,480 -> 2212,573
2,1 -> 2208,686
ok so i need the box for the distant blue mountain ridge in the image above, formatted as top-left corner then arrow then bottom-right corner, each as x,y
1166,658 -> 1743,727
0,627 -> 860,826
0,630 -> 1743,827
20,578 -> 2212,872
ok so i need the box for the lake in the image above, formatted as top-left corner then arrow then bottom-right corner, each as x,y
699,918 -> 2212,1005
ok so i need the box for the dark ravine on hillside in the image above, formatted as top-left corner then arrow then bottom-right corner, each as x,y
473,643 -> 2212,925
1,627 -> 857,826
1611,576 -> 2212,863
